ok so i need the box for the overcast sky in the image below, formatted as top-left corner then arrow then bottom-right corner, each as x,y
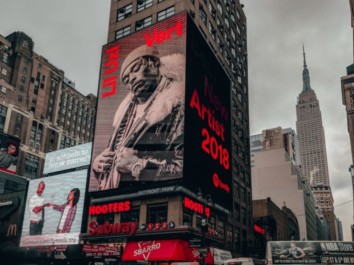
0,0 -> 353,240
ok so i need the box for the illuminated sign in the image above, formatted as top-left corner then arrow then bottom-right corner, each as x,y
144,21 -> 183,47
184,15 -> 232,210
43,143 -> 92,174
88,221 -> 138,236
83,243 -> 122,258
20,169 -> 88,247
183,197 -> 210,217
0,200 -> 13,207
89,13 -> 187,192
89,201 -> 131,215
253,224 -> 265,235
270,241 -> 354,264
0,132 -> 20,174
102,45 -> 119,98
6,224 -> 17,236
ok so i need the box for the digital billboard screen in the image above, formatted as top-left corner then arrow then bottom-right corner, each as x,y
0,132 -> 20,174
89,13 -> 187,192
43,143 -> 92,175
184,15 -> 232,209
20,169 -> 87,247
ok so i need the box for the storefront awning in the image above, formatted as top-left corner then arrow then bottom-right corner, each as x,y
122,239 -> 213,264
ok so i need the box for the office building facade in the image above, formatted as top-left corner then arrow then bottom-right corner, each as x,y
340,0 -> 354,241
251,127 -> 327,240
0,31 -> 96,178
296,48 -> 337,240
83,0 -> 251,262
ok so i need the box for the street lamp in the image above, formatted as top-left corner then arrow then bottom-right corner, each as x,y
197,189 -> 213,265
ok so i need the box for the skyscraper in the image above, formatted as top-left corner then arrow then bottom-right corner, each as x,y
83,0 -> 252,260
340,0 -> 354,241
296,47 -> 337,240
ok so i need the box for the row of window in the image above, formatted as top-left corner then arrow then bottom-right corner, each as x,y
198,0 -> 247,82
115,6 -> 175,40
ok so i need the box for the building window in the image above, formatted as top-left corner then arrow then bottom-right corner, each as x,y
351,89 -> 354,108
216,36 -> 223,52
97,213 -> 114,225
217,1 -> 223,15
1,68 -> 7,76
2,53 -> 8,63
208,2 -> 216,18
208,21 -> 216,40
230,13 -> 236,23
137,0 -> 153,12
224,17 -> 230,28
217,218 -> 225,238
231,47 -> 236,58
18,95 -> 23,102
117,4 -> 132,21
147,203 -> 167,223
121,206 -> 140,222
0,105 -> 7,132
24,154 -> 39,179
22,40 -> 29,48
115,26 -> 131,40
183,209 -> 193,226
29,121 -> 43,150
157,6 -> 175,22
136,16 -> 152,31
199,6 -> 207,25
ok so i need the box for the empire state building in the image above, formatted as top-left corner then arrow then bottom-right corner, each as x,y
296,47 -> 337,240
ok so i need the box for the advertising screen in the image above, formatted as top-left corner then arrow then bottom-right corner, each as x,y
20,169 -> 87,247
89,13 -> 187,192
269,241 -> 354,264
183,16 -> 232,209
43,143 -> 92,175
0,132 -> 20,174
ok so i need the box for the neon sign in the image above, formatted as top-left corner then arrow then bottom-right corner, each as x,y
183,197 -> 210,217
102,45 -> 119,98
89,221 -> 138,236
253,224 -> 265,235
89,201 -> 131,215
145,21 -> 183,47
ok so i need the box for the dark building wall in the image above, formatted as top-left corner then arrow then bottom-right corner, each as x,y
253,198 -> 299,241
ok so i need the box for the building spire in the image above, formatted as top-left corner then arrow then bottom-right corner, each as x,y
302,44 -> 311,91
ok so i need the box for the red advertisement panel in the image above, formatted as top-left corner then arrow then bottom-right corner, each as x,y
89,13 -> 186,192
122,239 -> 213,263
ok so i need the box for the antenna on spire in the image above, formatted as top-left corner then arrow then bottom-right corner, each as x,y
303,44 -> 307,68
302,44 -> 311,91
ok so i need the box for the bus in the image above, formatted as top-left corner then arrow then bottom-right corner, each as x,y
266,241 -> 354,265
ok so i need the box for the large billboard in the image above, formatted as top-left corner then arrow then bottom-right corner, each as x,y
89,12 -> 232,210
20,169 -> 87,247
89,13 -> 187,192
184,16 -> 232,209
43,143 -> 92,175
269,241 -> 354,264
0,132 -> 20,174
